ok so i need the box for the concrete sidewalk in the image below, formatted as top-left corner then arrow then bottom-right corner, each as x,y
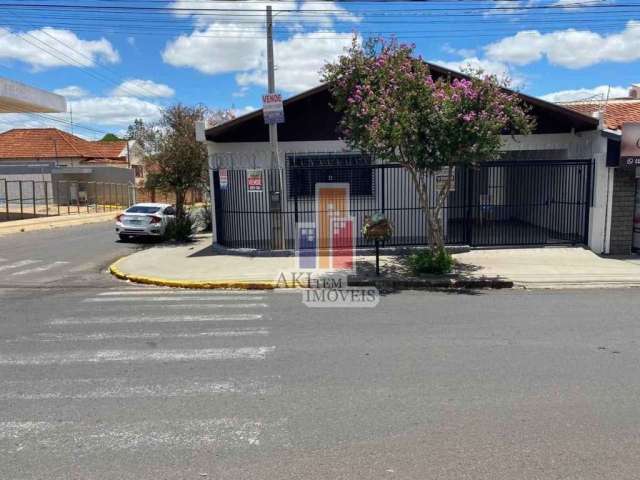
0,211 -> 116,236
110,235 -> 640,289
456,248 -> 640,288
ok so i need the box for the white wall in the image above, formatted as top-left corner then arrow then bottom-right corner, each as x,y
209,131 -> 609,250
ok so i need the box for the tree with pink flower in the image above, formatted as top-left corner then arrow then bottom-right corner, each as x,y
323,37 -> 534,253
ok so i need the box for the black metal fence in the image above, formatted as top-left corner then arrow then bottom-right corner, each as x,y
0,179 -> 135,222
213,159 -> 592,249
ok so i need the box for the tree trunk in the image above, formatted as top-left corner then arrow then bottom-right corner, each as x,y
406,165 -> 452,253
175,188 -> 185,219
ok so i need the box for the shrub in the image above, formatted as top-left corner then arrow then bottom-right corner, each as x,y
164,215 -> 195,242
406,248 -> 454,275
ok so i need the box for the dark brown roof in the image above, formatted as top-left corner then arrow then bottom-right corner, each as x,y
207,63 -> 599,143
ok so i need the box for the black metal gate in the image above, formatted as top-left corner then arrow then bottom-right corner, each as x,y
213,159 -> 592,249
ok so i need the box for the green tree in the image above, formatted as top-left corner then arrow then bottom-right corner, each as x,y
99,133 -> 121,142
323,37 -> 535,251
141,105 -> 209,218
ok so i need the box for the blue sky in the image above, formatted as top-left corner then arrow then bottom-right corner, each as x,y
1,0 -> 639,138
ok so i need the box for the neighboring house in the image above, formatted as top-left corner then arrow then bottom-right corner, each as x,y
207,64 -> 635,255
0,127 -> 144,174
559,84 -> 640,254
0,128 -> 142,206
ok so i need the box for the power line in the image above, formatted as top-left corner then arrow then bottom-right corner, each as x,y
0,101 -> 110,135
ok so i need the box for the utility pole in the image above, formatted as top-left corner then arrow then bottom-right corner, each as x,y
266,5 -> 284,249
266,5 -> 279,169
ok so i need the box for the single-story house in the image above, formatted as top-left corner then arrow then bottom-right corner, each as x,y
0,128 -> 142,206
559,85 -> 640,253
206,64 -> 635,255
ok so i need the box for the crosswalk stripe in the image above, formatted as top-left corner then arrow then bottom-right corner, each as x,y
11,261 -> 69,276
0,418 -> 268,450
84,296 -> 265,302
0,259 -> 40,272
8,328 -> 270,343
97,290 -> 265,296
0,377 -> 270,399
161,303 -> 268,308
0,346 -> 276,365
50,313 -> 263,325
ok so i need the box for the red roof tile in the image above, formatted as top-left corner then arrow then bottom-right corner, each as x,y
0,128 -> 127,162
560,100 -> 640,131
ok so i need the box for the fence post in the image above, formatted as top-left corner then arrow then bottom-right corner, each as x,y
583,162 -> 592,245
464,167 -> 473,246
19,181 -> 24,219
56,181 -> 60,216
32,180 -> 36,217
3,179 -> 8,220
44,181 -> 49,216
380,166 -> 385,214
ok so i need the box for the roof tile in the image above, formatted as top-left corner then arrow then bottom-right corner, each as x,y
560,100 -> 640,131
0,128 -> 127,162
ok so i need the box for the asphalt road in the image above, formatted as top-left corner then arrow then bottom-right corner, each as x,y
1,224 -> 640,479
0,222 -> 144,289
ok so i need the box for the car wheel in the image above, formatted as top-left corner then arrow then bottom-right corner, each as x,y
118,234 -> 129,242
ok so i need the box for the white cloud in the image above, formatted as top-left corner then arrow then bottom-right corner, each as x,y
231,105 -> 258,117
53,85 -> 88,99
68,96 -> 163,126
169,0 -> 359,29
540,85 -> 630,102
111,79 -> 175,98
485,20 -> 640,68
430,56 -> 525,88
163,25 -> 354,93
236,31 -> 355,93
162,23 -> 263,75
0,96 -> 163,138
0,27 -> 119,70
442,44 -> 476,58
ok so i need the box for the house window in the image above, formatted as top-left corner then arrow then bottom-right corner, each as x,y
287,153 -> 373,198
132,165 -> 144,178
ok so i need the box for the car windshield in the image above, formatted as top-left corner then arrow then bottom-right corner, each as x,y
125,206 -> 162,214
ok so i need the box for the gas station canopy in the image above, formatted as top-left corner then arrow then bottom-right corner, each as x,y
0,77 -> 67,113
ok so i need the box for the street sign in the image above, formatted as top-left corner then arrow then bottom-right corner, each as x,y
262,93 -> 284,125
219,168 -> 228,190
621,122 -> 640,167
247,169 -> 264,192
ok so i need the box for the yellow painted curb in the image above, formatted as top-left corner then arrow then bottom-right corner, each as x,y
108,257 -> 278,290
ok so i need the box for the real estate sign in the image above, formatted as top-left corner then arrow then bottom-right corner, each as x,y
262,93 -> 284,125
219,168 -> 228,190
620,122 -> 640,167
247,169 -> 264,192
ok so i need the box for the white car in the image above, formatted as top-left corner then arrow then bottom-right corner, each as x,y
115,203 -> 176,241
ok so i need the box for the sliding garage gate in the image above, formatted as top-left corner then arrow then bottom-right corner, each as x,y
213,159 -> 592,249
